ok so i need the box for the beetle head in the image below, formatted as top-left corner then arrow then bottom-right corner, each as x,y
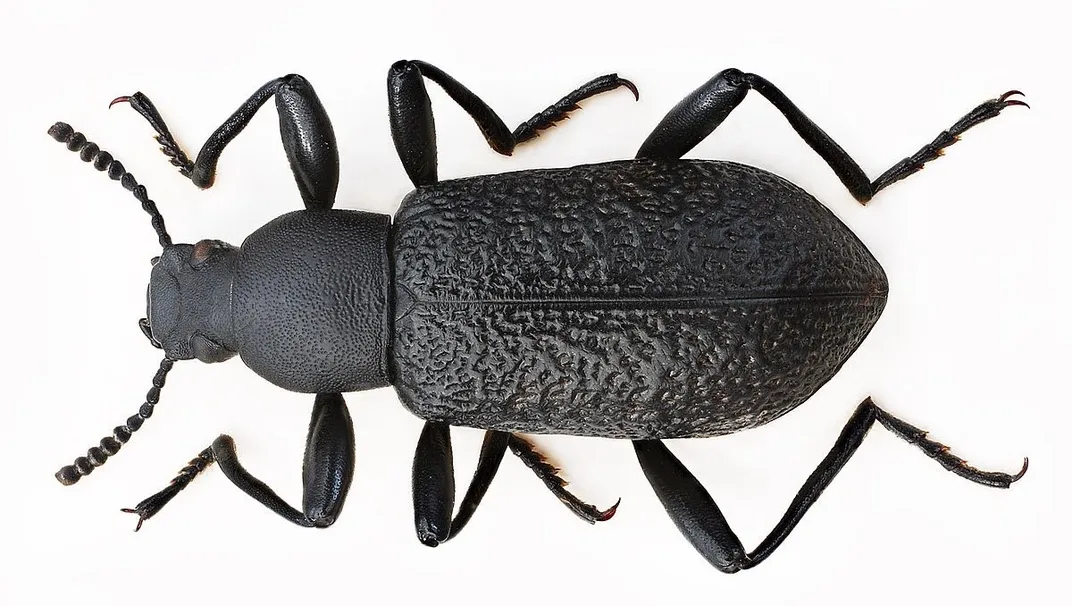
144,239 -> 240,363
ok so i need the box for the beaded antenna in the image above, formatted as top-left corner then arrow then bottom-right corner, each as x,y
49,122 -> 176,486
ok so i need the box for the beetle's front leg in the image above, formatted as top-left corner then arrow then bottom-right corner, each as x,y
635,398 -> 1027,572
122,393 -> 354,529
112,75 -> 339,209
388,60 -> 637,187
412,423 -> 618,545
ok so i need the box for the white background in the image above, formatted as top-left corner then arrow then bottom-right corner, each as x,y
2,1 -> 1068,604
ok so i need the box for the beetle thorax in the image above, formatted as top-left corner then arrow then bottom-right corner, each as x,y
229,210 -> 391,394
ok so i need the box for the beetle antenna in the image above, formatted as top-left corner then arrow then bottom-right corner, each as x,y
47,122 -> 172,248
55,358 -> 175,486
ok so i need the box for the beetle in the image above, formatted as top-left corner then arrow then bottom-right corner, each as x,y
51,60 -> 1028,572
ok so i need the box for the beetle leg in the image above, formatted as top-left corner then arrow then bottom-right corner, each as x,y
412,425 -> 618,546
637,69 -> 1026,204
507,434 -> 620,524
869,90 -> 1028,195
447,431 -> 511,541
111,75 -> 339,209
634,397 -> 1028,572
388,59 -> 637,187
121,393 -> 354,530
412,422 -> 460,545
119,447 -> 213,531
413,424 -> 514,545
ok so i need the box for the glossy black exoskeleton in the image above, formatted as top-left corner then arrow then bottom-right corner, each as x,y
51,61 -> 1028,571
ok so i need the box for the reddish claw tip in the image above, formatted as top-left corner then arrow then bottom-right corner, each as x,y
120,507 -> 145,531
998,90 -> 1030,109
1011,457 -> 1029,483
108,96 -> 132,109
597,498 -> 622,522
619,79 -> 640,101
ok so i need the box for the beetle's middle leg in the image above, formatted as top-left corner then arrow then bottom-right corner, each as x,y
634,397 -> 1027,572
412,422 -> 618,546
112,74 -> 339,209
637,69 -> 1026,204
122,392 -> 354,530
388,60 -> 638,187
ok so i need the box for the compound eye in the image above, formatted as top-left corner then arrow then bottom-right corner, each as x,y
190,239 -> 220,269
190,333 -> 236,363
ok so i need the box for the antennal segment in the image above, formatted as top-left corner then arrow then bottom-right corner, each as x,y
48,122 -> 172,248
55,357 -> 175,486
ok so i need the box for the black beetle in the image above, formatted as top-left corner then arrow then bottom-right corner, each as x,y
51,61 -> 1028,572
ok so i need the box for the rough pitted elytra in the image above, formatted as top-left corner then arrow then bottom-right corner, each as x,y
52,61 -> 1027,572
392,160 -> 886,438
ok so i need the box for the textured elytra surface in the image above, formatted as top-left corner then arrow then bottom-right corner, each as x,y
234,210 -> 391,394
391,160 -> 887,439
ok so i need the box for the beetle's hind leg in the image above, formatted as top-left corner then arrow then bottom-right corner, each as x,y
635,397 -> 1027,572
388,60 -> 638,187
111,75 -> 339,209
638,69 -> 1026,204
122,393 -> 354,530
412,423 -> 618,546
